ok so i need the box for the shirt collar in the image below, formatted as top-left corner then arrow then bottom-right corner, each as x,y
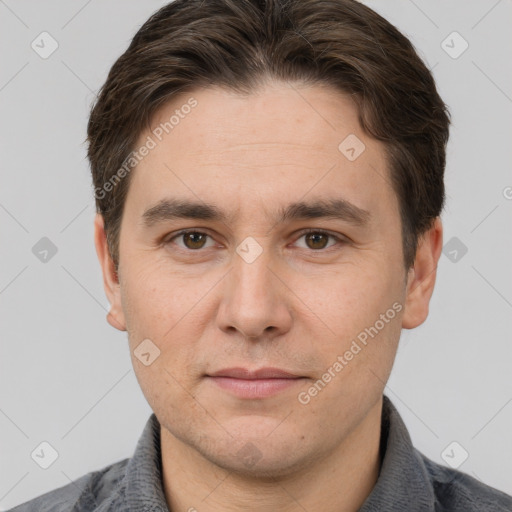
121,413 -> 169,511
359,395 -> 435,510
119,395 -> 435,511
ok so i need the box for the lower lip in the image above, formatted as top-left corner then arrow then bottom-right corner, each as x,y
206,376 -> 304,399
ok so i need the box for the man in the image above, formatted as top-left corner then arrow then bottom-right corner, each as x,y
9,0 -> 512,510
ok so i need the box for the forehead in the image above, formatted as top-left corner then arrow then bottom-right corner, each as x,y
126,82 -> 399,229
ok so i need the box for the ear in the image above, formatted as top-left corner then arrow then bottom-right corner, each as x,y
93,213 -> 127,331
401,217 -> 443,329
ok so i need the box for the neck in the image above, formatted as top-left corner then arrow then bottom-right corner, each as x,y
161,398 -> 383,512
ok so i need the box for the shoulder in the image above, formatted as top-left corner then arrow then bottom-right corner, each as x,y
418,449 -> 512,512
6,458 -> 129,512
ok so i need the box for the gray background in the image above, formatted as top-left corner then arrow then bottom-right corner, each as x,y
1,0 -> 511,508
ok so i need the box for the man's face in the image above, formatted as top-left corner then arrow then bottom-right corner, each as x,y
97,82 -> 433,477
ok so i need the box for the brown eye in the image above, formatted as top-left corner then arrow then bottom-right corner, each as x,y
181,232 -> 208,249
166,230 -> 215,251
304,232 -> 329,250
295,230 -> 342,251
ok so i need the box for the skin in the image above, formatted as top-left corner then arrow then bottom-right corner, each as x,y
94,80 -> 443,512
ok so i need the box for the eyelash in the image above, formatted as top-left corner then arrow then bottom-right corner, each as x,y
164,228 -> 347,253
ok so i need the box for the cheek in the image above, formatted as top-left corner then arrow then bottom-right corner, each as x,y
308,265 -> 396,335
120,262 -> 217,396
302,260 -> 404,383
120,259 -> 208,340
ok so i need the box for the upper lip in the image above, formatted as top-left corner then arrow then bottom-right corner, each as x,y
207,367 -> 302,379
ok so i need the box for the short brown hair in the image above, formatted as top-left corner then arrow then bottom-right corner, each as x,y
87,0 -> 450,271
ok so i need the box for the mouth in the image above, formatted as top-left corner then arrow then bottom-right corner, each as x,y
205,367 -> 307,399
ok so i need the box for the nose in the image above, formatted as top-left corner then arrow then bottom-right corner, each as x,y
216,244 -> 293,341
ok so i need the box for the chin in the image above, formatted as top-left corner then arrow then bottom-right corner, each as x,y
194,425 -> 319,480
209,446 -> 312,480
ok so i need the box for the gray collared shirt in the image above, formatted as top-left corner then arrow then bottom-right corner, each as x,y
8,395 -> 512,511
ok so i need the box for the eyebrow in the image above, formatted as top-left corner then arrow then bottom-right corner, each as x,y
141,197 -> 371,228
